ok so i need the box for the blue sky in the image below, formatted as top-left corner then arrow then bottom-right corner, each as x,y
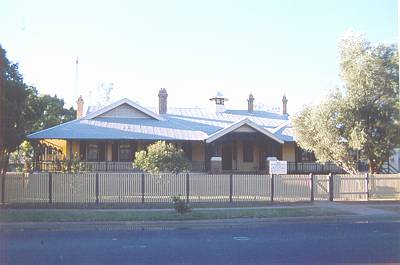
1,0 -> 397,113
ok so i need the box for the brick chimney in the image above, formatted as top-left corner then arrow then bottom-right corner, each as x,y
76,95 -> 84,119
282,94 -> 288,115
158,88 -> 168,114
247,93 -> 254,112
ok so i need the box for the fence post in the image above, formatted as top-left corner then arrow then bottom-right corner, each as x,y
271,174 -> 274,202
141,172 -> 145,203
95,172 -> 99,204
186,173 -> 190,203
310,173 -> 314,202
1,172 -> 5,204
229,174 -> 233,203
366,173 -> 369,201
48,172 -> 53,204
329,173 -> 334,202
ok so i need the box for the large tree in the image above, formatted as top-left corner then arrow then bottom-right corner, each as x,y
0,45 -> 76,176
0,45 -> 27,176
292,31 -> 399,174
26,88 -> 75,133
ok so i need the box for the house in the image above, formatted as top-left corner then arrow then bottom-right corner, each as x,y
27,89 -> 324,173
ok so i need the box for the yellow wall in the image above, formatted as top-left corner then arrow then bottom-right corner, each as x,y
282,142 -> 296,162
65,140 -> 80,159
41,139 -> 67,154
192,141 -> 204,161
107,142 -> 112,161
232,140 -> 260,171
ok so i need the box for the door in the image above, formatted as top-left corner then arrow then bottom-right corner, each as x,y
222,143 -> 232,170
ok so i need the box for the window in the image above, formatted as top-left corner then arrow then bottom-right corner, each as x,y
87,144 -> 98,161
181,142 -> 192,161
119,143 -> 131,162
79,141 -> 86,160
243,141 -> 254,162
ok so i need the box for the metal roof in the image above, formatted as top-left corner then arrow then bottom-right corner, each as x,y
28,101 -> 294,142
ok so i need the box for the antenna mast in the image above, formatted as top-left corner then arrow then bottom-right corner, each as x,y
75,57 -> 79,97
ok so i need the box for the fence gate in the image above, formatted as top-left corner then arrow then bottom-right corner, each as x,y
313,174 -> 330,200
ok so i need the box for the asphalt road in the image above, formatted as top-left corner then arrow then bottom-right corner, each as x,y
1,221 -> 399,265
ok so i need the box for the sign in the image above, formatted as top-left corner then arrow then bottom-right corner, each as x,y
269,160 -> 287,175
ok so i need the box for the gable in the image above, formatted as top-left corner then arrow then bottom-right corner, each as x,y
83,98 -> 162,121
233,125 -> 257,133
206,118 -> 284,144
98,103 -> 153,119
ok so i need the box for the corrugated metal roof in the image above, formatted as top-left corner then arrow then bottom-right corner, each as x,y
28,103 -> 294,142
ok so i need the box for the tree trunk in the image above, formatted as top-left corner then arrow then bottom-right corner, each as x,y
0,150 -> 9,185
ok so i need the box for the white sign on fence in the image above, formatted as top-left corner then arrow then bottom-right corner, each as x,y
269,160 -> 287,175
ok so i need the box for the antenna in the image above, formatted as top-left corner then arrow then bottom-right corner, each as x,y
75,57 -> 79,97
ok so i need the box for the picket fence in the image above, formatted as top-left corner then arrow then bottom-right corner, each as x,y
1,172 -> 399,206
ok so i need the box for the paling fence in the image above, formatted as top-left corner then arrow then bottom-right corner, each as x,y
0,172 -> 399,206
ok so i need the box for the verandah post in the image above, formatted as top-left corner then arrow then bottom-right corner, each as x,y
48,172 -> 53,204
186,173 -> 190,203
229,174 -> 233,203
310,173 -> 314,202
141,172 -> 145,203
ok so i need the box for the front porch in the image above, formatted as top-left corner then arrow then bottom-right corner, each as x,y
27,131 -> 344,174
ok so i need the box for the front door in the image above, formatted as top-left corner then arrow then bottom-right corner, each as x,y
222,143 -> 232,170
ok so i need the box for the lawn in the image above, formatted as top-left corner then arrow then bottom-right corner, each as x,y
371,205 -> 400,214
0,207 -> 351,223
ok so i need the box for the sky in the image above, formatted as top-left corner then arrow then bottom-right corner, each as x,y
0,0 -> 398,114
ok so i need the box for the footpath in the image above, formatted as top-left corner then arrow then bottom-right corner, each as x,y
0,202 -> 399,231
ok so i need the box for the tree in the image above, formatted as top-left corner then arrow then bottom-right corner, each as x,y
29,91 -> 75,132
0,44 -> 27,176
134,141 -> 189,174
292,31 -> 399,174
0,44 -> 76,176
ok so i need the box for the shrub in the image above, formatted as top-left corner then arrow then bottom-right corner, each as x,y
171,195 -> 191,214
134,141 -> 189,174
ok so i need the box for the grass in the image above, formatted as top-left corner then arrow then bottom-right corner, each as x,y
371,205 -> 400,214
0,207 -> 351,223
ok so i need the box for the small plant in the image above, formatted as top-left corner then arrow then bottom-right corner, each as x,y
171,195 -> 191,214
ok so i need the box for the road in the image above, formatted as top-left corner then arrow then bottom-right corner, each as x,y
1,220 -> 399,265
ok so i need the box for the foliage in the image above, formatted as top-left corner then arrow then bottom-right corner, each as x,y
58,153 -> 87,173
30,92 -> 76,132
1,44 -> 75,175
134,141 -> 189,174
292,31 -> 399,174
171,195 -> 191,214
0,44 -> 27,175
9,141 -> 33,172
23,86 -> 75,133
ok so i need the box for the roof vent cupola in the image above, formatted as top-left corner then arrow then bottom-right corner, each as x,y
209,92 -> 228,113
247,93 -> 254,112
158,88 -> 168,114
282,94 -> 288,115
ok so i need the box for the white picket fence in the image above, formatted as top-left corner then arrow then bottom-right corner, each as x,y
1,173 -> 399,205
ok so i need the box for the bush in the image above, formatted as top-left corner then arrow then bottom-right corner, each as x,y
171,195 -> 191,214
134,141 -> 189,174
